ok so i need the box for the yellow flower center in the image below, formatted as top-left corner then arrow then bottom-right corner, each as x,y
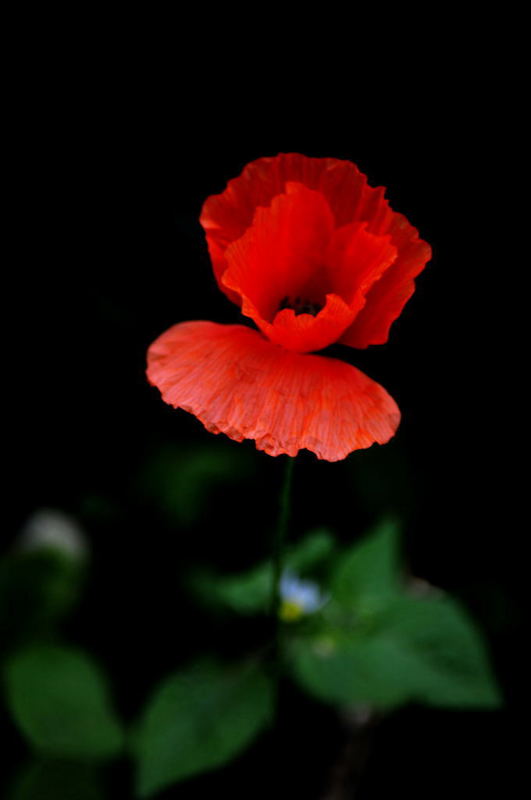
279,599 -> 305,622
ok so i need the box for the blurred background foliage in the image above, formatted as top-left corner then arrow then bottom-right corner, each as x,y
0,442 -> 507,798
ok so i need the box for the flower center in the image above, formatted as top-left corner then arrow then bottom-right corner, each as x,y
278,295 -> 324,317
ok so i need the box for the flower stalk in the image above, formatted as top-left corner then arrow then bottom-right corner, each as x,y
271,456 -> 295,713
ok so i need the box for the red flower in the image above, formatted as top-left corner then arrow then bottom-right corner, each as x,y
147,154 -> 431,461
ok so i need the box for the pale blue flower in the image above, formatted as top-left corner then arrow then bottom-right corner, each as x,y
279,569 -> 327,621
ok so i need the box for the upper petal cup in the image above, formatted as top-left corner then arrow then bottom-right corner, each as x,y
201,153 -> 431,348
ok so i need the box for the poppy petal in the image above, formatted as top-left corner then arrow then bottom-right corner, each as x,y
340,220 -> 432,348
325,221 -> 398,307
264,293 -> 355,353
200,154 -> 430,343
222,182 -> 335,323
201,153 -> 380,303
147,321 -> 400,461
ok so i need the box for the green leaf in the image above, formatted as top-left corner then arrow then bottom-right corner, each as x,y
142,444 -> 254,525
198,563 -> 272,614
290,633 -> 411,709
289,595 -> 501,710
381,596 -> 502,708
193,530 -> 334,615
4,646 -> 124,760
331,519 -> 401,614
8,760 -> 107,800
134,659 -> 273,797
287,529 -> 335,572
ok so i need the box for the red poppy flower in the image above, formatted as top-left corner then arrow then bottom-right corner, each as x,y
147,153 -> 431,461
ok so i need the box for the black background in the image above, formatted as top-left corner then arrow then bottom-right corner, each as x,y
3,49 -> 523,799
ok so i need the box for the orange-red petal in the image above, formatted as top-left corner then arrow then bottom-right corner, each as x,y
201,154 -> 380,303
264,293 -> 355,353
222,182 -> 335,323
339,213 -> 432,348
221,185 -> 403,353
146,321 -> 400,461
325,222 -> 397,306
200,153 -> 431,347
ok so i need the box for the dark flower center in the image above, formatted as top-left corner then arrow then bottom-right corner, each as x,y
278,296 -> 324,317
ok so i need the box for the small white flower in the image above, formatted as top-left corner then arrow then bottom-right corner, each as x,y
18,509 -> 88,561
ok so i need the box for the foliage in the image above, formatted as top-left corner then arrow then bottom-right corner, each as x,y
133,659 -> 273,797
1,515 -> 501,797
141,444 -> 255,526
191,528 -> 334,614
4,645 -> 123,760
289,520 -> 501,710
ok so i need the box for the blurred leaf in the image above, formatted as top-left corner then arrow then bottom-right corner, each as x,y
4,645 -> 124,760
287,529 -> 335,572
142,444 -> 254,525
290,594 -> 501,710
381,596 -> 502,708
196,562 -> 272,615
290,633 -> 410,709
0,551 -> 84,650
192,529 -> 334,615
134,659 -> 273,797
8,760 -> 107,800
331,519 -> 401,615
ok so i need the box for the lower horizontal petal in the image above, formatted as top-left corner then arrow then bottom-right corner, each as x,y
147,322 -> 400,462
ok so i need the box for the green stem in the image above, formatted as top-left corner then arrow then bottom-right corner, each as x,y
271,456 -> 295,702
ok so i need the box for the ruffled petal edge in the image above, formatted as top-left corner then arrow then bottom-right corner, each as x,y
147,321 -> 401,461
